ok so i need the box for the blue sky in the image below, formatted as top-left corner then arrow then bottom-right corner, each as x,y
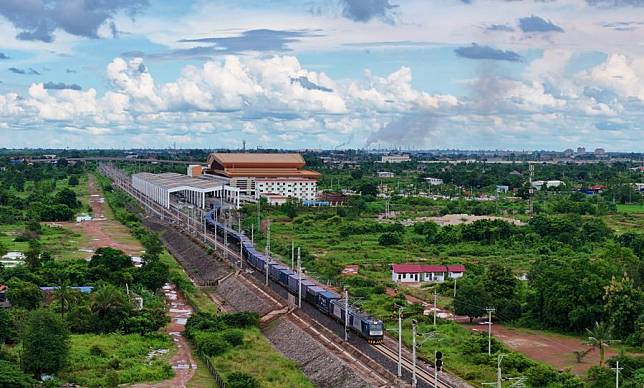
0,0 -> 643,151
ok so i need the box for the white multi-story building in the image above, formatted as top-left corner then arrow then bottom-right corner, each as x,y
206,153 -> 320,202
425,177 -> 444,185
381,154 -> 411,163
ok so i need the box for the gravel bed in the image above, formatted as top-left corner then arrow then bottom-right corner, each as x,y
143,218 -> 230,284
215,277 -> 277,315
264,318 -> 371,388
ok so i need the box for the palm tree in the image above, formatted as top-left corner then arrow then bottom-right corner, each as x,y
585,321 -> 617,367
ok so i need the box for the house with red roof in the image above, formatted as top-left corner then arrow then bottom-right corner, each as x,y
391,263 -> 465,284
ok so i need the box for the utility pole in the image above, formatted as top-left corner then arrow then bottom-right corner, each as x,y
453,277 -> 457,298
291,240 -> 294,270
344,286 -> 349,342
412,319 -> 417,388
486,307 -> 496,355
251,223 -> 254,245
256,199 -> 260,232
297,247 -> 302,309
224,213 -> 228,259
433,289 -> 437,327
397,306 -> 403,378
528,164 -> 534,215
612,361 -> 622,388
497,354 -> 506,388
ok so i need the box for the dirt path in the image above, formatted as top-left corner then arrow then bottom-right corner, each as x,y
465,324 -> 617,374
388,287 -> 615,374
52,175 -> 143,258
131,284 -> 197,388
55,175 -> 198,387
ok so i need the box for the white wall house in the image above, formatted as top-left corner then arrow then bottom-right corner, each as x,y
531,180 -> 565,189
381,154 -> 411,163
391,264 -> 465,284
377,171 -> 395,178
425,177 -> 444,186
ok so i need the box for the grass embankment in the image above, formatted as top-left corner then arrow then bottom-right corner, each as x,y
210,327 -> 314,388
616,203 -> 644,213
97,172 -> 313,387
60,333 -> 174,387
0,223 -> 89,260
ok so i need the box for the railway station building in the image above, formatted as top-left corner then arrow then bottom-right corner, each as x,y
204,153 -> 320,202
132,172 -> 240,209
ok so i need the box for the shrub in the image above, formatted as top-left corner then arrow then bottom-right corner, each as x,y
220,329 -> 244,347
89,345 -> 106,357
226,372 -> 260,388
378,232 -> 402,246
195,333 -> 230,357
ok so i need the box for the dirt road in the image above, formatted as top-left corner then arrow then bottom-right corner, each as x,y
55,175 -> 143,258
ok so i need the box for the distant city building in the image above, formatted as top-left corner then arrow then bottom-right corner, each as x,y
577,147 -> 586,154
509,170 -> 523,177
594,148 -> 607,157
205,153 -> 319,202
381,154 -> 411,163
425,177 -> 444,186
391,264 -> 465,284
377,171 -> 395,178
563,149 -> 574,157
531,180 -> 565,189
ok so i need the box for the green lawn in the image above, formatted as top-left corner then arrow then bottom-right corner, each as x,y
210,327 -> 314,388
60,333 -> 175,387
616,203 -> 644,213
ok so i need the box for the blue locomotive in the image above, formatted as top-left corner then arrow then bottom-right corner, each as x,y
204,210 -> 384,344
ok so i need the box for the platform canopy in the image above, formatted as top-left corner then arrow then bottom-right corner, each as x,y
132,172 -> 239,208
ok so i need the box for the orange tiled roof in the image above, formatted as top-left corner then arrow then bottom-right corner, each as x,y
208,153 -> 305,168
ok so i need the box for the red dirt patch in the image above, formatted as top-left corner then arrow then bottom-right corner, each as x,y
52,175 -> 143,258
465,324 -> 617,374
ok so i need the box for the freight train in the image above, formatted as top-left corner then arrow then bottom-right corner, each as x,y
204,210 -> 384,344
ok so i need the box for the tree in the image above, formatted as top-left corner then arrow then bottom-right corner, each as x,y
5,279 -> 41,310
454,276 -> 491,322
585,321 -> 616,367
88,247 -> 134,285
90,284 -> 132,333
358,182 -> 378,196
282,198 -> 299,219
378,232 -> 402,246
67,176 -> 79,186
136,260 -> 170,291
604,276 -> 643,339
0,308 -> 12,344
21,309 -> 70,376
24,240 -> 41,270
55,188 -> 80,209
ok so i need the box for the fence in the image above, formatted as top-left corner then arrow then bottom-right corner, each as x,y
200,351 -> 227,388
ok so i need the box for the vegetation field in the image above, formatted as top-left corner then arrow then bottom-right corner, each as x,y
616,203 -> 644,213
0,223 -> 89,260
60,333 -> 174,387
209,327 -> 314,388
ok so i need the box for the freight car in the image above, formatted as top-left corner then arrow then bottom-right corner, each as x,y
204,210 -> 384,344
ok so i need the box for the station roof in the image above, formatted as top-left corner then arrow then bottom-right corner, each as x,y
206,152 -> 320,179
133,172 -> 223,191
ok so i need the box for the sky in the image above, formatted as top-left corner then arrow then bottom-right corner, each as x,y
0,0 -> 643,151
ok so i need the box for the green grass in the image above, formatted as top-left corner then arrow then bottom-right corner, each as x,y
616,203 -> 644,213
0,223 -> 89,260
60,333 -> 175,387
210,327 -> 314,388
159,251 -> 218,315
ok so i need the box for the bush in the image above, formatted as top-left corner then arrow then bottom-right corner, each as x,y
0,360 -> 35,387
89,345 -> 106,357
378,232 -> 402,246
195,333 -> 230,357
226,372 -> 260,388
220,329 -> 244,347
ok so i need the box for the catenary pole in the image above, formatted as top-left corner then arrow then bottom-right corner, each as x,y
344,286 -> 349,341
398,307 -> 402,377
297,247 -> 302,309
612,361 -> 622,388
412,319 -> 417,388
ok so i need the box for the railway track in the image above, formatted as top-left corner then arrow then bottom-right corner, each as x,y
99,164 -> 467,388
